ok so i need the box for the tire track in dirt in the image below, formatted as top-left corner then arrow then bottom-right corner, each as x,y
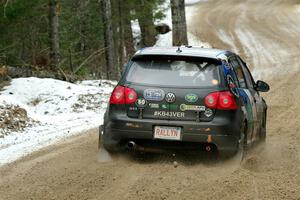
190,0 -> 300,199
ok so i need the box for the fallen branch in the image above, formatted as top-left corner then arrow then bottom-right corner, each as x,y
73,48 -> 106,74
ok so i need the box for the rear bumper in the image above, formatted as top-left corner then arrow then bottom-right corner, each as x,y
102,114 -> 241,153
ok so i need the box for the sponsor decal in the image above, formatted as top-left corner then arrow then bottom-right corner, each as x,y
180,104 -> 206,111
239,89 -> 248,104
165,93 -> 176,103
185,94 -> 198,103
149,103 -> 159,109
218,53 -> 237,89
227,75 -> 239,97
154,111 -> 185,118
161,104 -> 178,110
204,108 -> 213,117
136,98 -> 147,108
161,104 -> 168,109
143,89 -> 165,101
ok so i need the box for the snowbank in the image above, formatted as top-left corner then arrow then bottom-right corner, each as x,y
0,78 -> 115,165
0,0 -> 211,166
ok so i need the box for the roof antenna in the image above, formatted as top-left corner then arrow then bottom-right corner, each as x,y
176,46 -> 182,53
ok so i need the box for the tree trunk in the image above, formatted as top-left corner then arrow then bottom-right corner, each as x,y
117,0 -> 126,73
122,1 -> 135,59
171,0 -> 188,46
101,0 -> 118,80
49,0 -> 60,71
136,1 -> 156,47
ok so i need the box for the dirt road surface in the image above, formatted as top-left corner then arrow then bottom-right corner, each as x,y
1,0 -> 300,199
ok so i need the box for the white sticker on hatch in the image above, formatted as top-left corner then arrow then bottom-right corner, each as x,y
180,104 -> 206,111
154,111 -> 185,118
149,103 -> 159,109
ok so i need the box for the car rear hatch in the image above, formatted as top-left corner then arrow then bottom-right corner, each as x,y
124,55 -> 223,122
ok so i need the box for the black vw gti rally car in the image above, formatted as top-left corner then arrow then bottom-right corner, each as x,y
100,46 -> 270,156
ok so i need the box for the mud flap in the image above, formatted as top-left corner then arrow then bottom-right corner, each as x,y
97,125 -> 113,163
98,125 -> 104,149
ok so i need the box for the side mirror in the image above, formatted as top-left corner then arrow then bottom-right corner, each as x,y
255,80 -> 270,92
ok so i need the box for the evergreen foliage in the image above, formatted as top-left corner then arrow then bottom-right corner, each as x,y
0,0 -> 167,79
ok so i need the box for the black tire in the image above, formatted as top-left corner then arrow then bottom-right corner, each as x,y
259,113 -> 267,143
237,122 -> 248,160
218,122 -> 247,159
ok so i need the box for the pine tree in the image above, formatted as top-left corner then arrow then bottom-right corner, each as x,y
49,0 -> 60,70
101,0 -> 118,80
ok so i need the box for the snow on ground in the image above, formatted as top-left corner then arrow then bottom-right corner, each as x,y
0,0 -> 211,166
217,29 -> 240,54
0,78 -> 115,165
296,4 -> 300,13
131,19 -> 141,48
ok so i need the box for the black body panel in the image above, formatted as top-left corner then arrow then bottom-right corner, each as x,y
100,47 -> 269,156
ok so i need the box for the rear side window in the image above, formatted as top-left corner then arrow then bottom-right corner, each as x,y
126,57 -> 221,88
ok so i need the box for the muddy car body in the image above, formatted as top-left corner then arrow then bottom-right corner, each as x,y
100,46 -> 269,156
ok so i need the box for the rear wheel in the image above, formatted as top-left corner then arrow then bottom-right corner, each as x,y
259,113 -> 267,143
236,122 -> 248,160
218,122 -> 247,160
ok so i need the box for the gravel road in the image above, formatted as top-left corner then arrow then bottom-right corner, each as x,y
1,0 -> 300,199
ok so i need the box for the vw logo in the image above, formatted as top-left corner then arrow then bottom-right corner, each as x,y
165,93 -> 176,103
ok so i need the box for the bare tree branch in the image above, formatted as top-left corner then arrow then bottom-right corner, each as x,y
3,0 -> 9,18
73,48 -> 106,74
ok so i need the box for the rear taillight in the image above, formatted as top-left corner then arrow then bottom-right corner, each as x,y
110,86 -> 125,104
109,86 -> 137,105
205,91 -> 237,110
218,91 -> 237,109
204,92 -> 219,109
125,87 -> 137,104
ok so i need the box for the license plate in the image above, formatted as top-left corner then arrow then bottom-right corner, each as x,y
154,126 -> 181,141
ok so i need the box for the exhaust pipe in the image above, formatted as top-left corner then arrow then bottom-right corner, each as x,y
127,141 -> 136,150
127,141 -> 163,153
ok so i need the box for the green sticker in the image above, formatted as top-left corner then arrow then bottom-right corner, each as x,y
161,104 -> 168,109
161,104 -> 178,110
169,105 -> 178,110
185,94 -> 198,103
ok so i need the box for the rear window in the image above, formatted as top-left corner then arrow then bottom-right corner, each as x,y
126,56 -> 221,88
